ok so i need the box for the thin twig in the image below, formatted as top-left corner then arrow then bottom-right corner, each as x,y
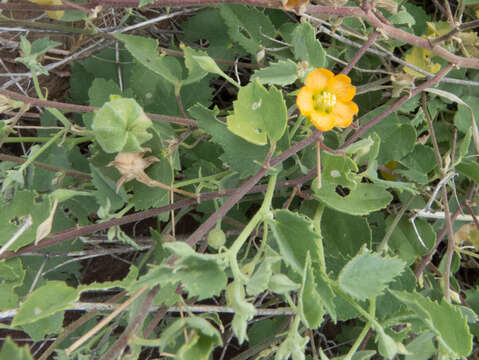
341,30 -> 379,75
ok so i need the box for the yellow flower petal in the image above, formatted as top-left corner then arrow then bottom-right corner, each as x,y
331,101 -> 358,128
327,74 -> 356,102
310,111 -> 335,131
305,68 -> 334,92
297,87 -> 314,116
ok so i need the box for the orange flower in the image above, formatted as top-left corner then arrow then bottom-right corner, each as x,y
296,69 -> 359,132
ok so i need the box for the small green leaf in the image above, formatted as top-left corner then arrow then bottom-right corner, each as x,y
299,255 -> 325,329
92,96 -> 153,153
163,242 -> 227,300
0,337 -> 33,360
271,209 -> 322,274
21,312 -> 64,342
227,80 -> 287,145
321,207 -> 372,258
191,54 -> 238,87
377,124 -> 416,163
252,60 -> 298,86
90,165 -> 127,212
182,45 -> 209,85
15,36 -> 61,75
292,22 -> 327,68
321,152 -> 359,189
457,160 -> 479,184
268,274 -> 301,294
313,183 -> 393,216
115,33 -> 180,85
338,247 -> 405,300
388,217 -> 435,265
246,253 -> 278,295
391,291 -> 473,358
0,190 -> 50,251
13,281 -> 79,326
219,4 -> 276,56
189,104 -> 268,178
405,332 -> 436,360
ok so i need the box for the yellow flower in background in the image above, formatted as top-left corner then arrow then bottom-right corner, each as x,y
296,68 -> 358,132
28,0 -> 64,20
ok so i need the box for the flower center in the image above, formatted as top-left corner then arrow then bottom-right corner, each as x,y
313,91 -> 336,113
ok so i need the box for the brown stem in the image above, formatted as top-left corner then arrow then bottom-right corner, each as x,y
185,131 -> 323,248
0,88 -> 198,127
0,166 -> 318,260
423,93 -> 455,302
0,153 -> 92,180
341,30 -> 378,76
343,63 -> 454,147
102,286 -> 160,359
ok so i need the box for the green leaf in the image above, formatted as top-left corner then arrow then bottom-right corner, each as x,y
15,36 -> 61,75
405,332 -> 436,360
390,8 -> 415,27
92,96 -> 153,153
291,22 -> 327,68
377,124 -> 416,163
13,281 -> 79,326
227,80 -> 287,145
397,144 -> 436,184
219,4 -> 276,56
0,337 -> 33,360
130,156 -> 172,211
0,190 -> 50,251
338,247 -> 406,300
313,183 -> 393,216
268,274 -> 301,294
0,283 -> 19,308
299,254 -> 324,329
271,209 -> 322,274
377,330 -> 399,360
312,262 -> 337,323
182,8 -> 234,63
246,251 -> 279,295
164,242 -> 227,300
366,160 -> 417,194
88,78 -> 122,107
321,152 -> 359,189
321,207 -> 372,258
388,217 -> 435,265
134,316 -> 222,359
114,34 -> 180,85
182,45 -> 209,85
457,160 -> 479,184
391,291 -> 473,358
251,60 -> 298,86
189,104 -> 268,178
90,165 -> 127,211
226,281 -> 257,344
21,312 -> 64,342
190,54 -> 238,87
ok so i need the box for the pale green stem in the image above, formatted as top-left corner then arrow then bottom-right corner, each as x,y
174,170 -> 232,188
18,130 -> 65,173
342,297 -> 376,360
3,136 -> 91,145
313,203 -> 327,274
333,285 -> 383,331
229,173 -> 277,283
